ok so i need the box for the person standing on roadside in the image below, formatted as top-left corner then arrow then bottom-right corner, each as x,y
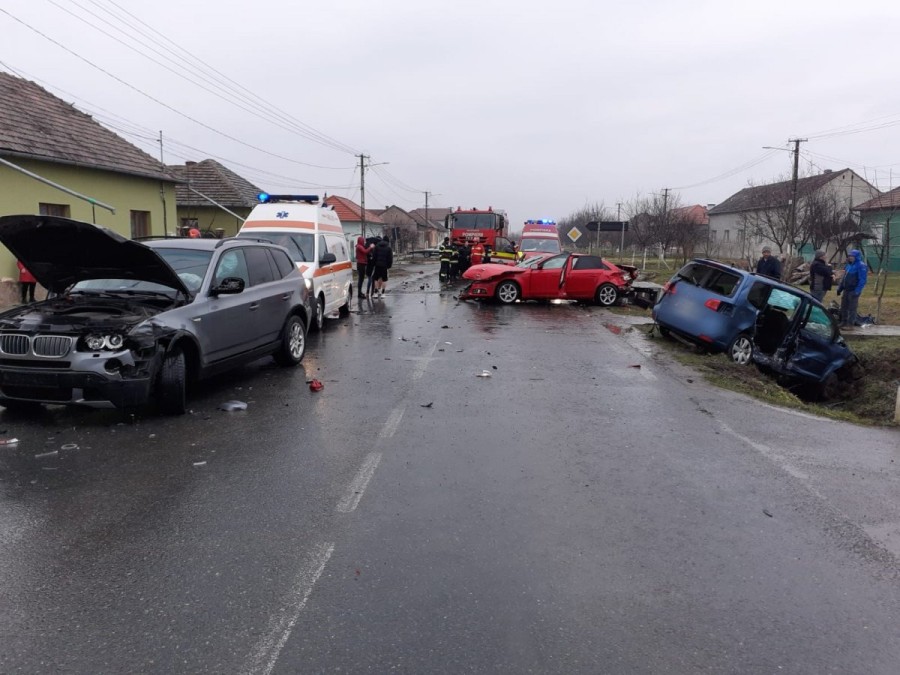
355,235 -> 374,298
756,245 -> 782,279
809,249 -> 833,302
438,237 -> 452,283
371,235 -> 393,299
365,236 -> 379,297
837,249 -> 867,328
17,260 -> 36,303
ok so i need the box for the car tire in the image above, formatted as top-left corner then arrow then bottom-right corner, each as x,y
657,324 -> 672,339
157,348 -> 187,415
595,283 -> 619,306
728,333 -> 754,366
311,295 -> 325,332
0,398 -> 42,413
274,315 -> 307,366
495,280 -> 520,304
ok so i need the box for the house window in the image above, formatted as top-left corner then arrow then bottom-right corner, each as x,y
39,203 -> 70,217
724,230 -> 731,241
710,230 -> 717,241
130,211 -> 151,239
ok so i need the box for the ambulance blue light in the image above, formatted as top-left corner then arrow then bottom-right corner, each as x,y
257,192 -> 271,203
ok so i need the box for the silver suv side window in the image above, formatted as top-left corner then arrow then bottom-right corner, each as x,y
214,249 -> 250,287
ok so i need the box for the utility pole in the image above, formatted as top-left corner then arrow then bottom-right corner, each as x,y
159,130 -> 169,237
787,138 -> 807,256
358,154 -> 369,239
617,202 -> 624,259
661,188 -> 670,262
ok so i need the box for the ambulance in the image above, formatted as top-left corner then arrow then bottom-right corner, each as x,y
237,194 -> 354,331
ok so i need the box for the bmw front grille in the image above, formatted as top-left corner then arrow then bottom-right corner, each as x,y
0,334 -> 73,358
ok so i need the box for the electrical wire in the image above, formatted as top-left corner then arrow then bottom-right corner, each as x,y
671,149 -> 783,190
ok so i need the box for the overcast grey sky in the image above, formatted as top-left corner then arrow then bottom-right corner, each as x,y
3,0 -> 900,229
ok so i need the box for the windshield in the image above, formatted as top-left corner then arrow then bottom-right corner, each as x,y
237,231 -> 314,263
520,237 -> 560,253
450,213 -> 501,231
71,248 -> 212,295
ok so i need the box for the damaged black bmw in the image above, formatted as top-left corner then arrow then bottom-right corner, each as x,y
0,215 -> 311,414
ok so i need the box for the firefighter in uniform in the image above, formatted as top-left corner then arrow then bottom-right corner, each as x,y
471,241 -> 485,266
449,244 -> 460,281
439,237 -> 452,282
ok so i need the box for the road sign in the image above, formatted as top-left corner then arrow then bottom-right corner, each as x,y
587,221 -> 629,232
567,226 -> 582,243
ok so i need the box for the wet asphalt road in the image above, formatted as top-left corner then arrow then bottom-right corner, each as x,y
1,261 -> 900,674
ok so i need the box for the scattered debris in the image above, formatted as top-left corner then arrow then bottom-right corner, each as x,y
628,364 -> 642,369
476,370 -> 492,378
34,450 -> 59,459
60,443 -> 79,451
308,379 -> 324,392
0,438 -> 20,447
441,325 -> 450,329
763,509 -> 773,518
218,400 -> 248,412
193,461 -> 207,467
492,365 -> 498,370
420,402 -> 434,408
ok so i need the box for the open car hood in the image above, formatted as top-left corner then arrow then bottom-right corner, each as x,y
0,215 -> 190,295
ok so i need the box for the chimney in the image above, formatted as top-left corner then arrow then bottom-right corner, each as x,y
823,169 -> 833,174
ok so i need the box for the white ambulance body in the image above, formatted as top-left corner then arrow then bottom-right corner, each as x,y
237,195 -> 354,331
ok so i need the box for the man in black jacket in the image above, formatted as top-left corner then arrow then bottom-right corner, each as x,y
371,236 -> 393,299
756,246 -> 782,279
809,250 -> 833,302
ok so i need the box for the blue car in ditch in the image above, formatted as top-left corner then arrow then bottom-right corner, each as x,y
652,258 -> 861,398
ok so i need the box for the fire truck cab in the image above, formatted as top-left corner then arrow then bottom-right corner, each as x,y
444,206 -> 516,263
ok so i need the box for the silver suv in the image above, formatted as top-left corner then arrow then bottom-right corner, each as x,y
0,215 -> 310,414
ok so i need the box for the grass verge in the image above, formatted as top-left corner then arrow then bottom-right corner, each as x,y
639,325 -> 900,426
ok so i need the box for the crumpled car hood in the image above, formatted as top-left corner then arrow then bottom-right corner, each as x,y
463,264 -> 528,281
0,214 -> 189,295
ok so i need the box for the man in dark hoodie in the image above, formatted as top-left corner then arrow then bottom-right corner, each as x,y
808,249 -> 833,302
355,235 -> 374,298
371,235 -> 393,299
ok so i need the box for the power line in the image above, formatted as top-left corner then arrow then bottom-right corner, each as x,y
75,0 -> 360,156
671,149 -> 782,190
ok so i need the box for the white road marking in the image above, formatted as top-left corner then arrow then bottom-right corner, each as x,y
244,542 -> 334,675
379,406 -> 405,439
409,340 -> 440,381
336,452 -> 383,513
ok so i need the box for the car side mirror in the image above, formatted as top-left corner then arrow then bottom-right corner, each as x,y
320,252 -> 337,264
211,277 -> 245,295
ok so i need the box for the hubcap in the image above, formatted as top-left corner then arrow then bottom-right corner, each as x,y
732,338 -> 752,365
289,323 -> 305,358
599,287 -> 616,305
498,284 -> 517,302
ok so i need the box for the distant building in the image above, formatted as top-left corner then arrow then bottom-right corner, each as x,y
707,169 -> 879,258
854,186 -> 900,272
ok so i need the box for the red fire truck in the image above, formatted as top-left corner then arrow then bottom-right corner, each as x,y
444,206 -> 517,263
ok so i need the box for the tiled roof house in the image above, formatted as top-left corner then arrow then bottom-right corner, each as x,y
0,70 -> 179,292
707,169 -> 879,258
167,159 -> 262,237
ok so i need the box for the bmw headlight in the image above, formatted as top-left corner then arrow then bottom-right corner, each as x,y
83,334 -> 125,351
304,278 -> 313,291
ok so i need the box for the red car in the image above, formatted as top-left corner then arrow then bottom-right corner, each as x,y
460,252 -> 636,305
